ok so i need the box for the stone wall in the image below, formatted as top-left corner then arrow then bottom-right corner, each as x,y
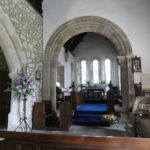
0,0 -> 43,101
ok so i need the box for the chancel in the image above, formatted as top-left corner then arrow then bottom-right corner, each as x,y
1,0 -> 150,149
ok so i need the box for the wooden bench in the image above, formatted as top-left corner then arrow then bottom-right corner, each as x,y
0,131 -> 150,150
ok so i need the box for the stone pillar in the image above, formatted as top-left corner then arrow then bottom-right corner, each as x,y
126,55 -> 136,136
50,60 -> 57,112
117,56 -> 129,112
126,55 -> 135,108
117,55 -> 135,113
7,72 -> 19,130
42,61 -> 51,101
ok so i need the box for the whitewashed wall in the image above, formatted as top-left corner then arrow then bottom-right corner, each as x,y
57,47 -> 74,89
73,33 -> 119,87
43,0 -> 150,74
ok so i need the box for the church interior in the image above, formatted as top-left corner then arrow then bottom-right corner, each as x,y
0,0 -> 150,149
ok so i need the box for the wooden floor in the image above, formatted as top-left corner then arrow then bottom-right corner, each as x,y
0,130 -> 150,150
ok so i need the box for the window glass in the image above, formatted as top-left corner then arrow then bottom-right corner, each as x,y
93,59 -> 99,83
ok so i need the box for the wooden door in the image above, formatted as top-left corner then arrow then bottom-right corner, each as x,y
0,71 -> 11,128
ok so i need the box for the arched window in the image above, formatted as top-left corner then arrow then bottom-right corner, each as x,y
93,59 -> 99,84
81,60 -> 86,84
105,59 -> 111,83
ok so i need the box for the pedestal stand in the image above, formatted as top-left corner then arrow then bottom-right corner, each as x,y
15,94 -> 31,132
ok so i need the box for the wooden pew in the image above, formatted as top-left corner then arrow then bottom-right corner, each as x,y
107,89 -> 114,112
59,102 -> 72,131
76,92 -> 84,107
0,131 -> 150,150
65,91 -> 77,110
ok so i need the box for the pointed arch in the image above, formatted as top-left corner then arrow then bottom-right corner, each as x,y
0,6 -> 27,130
0,6 -> 26,76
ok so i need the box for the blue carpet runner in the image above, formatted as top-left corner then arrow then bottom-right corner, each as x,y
73,103 -> 109,126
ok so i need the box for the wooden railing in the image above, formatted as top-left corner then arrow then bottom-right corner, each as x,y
0,131 -> 150,150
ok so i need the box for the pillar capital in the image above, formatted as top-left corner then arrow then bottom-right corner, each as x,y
117,56 -> 126,66
8,71 -> 17,80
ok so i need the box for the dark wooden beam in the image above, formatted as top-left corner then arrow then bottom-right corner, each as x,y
64,33 -> 87,54
27,0 -> 43,15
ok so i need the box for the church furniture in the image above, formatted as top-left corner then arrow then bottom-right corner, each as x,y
59,102 -> 72,131
133,96 -> 150,137
136,115 -> 150,137
133,96 -> 150,114
84,86 -> 105,98
134,83 -> 142,97
1,131 -> 150,150
76,92 -> 84,107
107,89 -> 115,112
87,88 -> 105,98
111,86 -> 122,105
71,91 -> 76,110
73,86 -> 116,125
32,101 -> 53,129
73,103 -> 108,126
80,86 -> 107,104
62,91 -> 77,110
32,102 -> 46,129
68,82 -> 77,109
73,88 -> 114,126
64,95 -> 71,102
141,89 -> 150,97
56,86 -> 64,108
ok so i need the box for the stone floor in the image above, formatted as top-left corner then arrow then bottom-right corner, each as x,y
0,115 -> 128,137
47,112 -> 128,137
31,109 -> 128,137
31,105 -> 127,137
1,105 -> 130,137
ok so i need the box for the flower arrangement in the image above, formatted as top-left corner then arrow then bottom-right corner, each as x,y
101,80 -> 106,85
0,137 -> 5,141
13,64 -> 34,101
101,114 -> 119,124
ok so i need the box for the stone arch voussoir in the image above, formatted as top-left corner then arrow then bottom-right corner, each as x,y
0,6 -> 26,76
0,6 -> 27,130
43,16 -> 134,112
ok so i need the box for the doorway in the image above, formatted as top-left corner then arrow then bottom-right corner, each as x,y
0,71 -> 11,128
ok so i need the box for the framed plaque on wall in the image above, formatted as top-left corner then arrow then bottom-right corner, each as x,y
132,56 -> 142,72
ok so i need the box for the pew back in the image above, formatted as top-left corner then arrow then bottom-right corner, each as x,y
0,131 -> 150,150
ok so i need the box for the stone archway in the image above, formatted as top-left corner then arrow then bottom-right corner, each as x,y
43,16 -> 135,112
0,6 -> 26,130
0,6 -> 26,75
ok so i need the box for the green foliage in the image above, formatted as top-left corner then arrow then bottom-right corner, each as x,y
101,80 -> 106,84
101,114 -> 119,124
13,64 -> 34,101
